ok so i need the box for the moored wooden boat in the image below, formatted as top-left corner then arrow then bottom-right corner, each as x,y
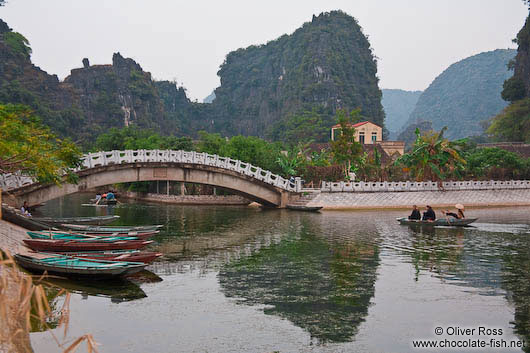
14,253 -> 146,277
61,224 -> 162,233
44,250 -> 163,264
27,231 -> 140,242
28,229 -> 156,240
23,239 -> 153,252
32,215 -> 120,226
397,217 -> 478,226
286,205 -> 323,212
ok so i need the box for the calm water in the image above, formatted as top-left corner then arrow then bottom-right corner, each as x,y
30,194 -> 530,352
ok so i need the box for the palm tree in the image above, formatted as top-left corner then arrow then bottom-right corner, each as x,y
395,127 -> 466,181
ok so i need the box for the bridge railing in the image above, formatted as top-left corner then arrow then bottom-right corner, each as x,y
1,150 -> 299,192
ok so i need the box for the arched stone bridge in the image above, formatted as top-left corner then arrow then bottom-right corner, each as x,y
0,150 -> 302,208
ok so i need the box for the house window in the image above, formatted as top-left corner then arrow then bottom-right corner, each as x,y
372,132 -> 378,142
359,132 -> 365,144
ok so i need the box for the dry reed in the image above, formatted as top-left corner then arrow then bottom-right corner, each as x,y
0,251 -> 98,353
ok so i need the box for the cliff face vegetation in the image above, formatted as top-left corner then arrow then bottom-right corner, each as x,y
208,11 -> 385,137
381,89 -> 422,139
488,11 -> 530,143
403,49 -> 516,140
0,19 -> 183,144
0,11 -> 384,145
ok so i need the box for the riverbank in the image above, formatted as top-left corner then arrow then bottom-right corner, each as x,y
0,219 -> 29,255
306,189 -> 530,210
119,191 -> 251,205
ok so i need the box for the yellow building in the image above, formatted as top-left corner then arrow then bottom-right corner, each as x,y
330,121 -> 405,156
331,121 -> 382,144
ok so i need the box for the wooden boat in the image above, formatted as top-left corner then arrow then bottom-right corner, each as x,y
27,231 -> 139,242
23,239 -> 153,252
14,253 -> 146,277
397,217 -> 478,226
44,250 -> 163,264
61,224 -> 163,233
1,207 -> 53,231
32,215 -> 120,226
286,205 -> 323,212
30,229 -> 157,240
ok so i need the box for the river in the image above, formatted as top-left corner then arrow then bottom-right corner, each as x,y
29,194 -> 530,352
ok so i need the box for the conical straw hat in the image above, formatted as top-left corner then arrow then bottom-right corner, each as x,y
455,203 -> 464,210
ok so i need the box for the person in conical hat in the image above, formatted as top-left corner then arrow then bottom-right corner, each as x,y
442,204 -> 465,219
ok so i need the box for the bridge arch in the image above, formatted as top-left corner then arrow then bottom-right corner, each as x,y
1,150 -> 301,208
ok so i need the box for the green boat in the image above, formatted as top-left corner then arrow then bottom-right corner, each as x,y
27,231 -> 139,242
33,215 -> 120,226
14,253 -> 147,278
397,217 -> 478,226
61,224 -> 163,233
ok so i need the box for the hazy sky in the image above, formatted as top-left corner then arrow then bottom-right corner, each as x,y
0,0 -> 527,101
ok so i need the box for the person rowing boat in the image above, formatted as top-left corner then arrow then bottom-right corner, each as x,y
442,204 -> 465,219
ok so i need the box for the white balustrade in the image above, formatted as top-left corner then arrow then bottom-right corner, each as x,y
319,179 -> 530,192
0,149 -> 298,192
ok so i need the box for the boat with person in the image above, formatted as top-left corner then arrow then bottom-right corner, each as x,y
397,217 -> 478,226
14,253 -> 147,278
23,238 -> 153,252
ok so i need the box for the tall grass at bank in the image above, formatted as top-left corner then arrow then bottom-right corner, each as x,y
0,251 -> 98,353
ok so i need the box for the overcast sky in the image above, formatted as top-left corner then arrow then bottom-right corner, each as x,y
0,0 -> 527,101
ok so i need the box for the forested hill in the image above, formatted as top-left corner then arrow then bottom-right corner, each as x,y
402,49 -> 516,140
207,10 -> 385,137
0,11 -> 384,145
381,89 -> 422,139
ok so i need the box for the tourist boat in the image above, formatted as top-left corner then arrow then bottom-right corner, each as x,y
32,215 -> 120,226
23,239 -> 153,252
286,205 -> 323,212
397,217 -> 478,226
14,253 -> 146,277
61,224 -> 163,233
43,250 -> 163,264
27,231 -> 139,242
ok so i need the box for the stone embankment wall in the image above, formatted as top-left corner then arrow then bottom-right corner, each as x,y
120,191 -> 250,205
307,189 -> 530,210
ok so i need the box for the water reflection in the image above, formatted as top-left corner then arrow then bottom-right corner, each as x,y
386,219 -> 530,351
36,276 -> 148,303
36,197 -> 530,352
218,217 -> 380,344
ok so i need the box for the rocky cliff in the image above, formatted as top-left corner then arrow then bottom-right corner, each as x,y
206,10 -> 385,137
0,11 -> 384,144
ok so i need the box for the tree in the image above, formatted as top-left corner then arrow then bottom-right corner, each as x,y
501,77 -> 526,102
395,127 -> 466,181
487,98 -> 530,142
267,108 -> 330,145
465,147 -> 529,179
330,109 -> 363,179
0,104 -> 81,184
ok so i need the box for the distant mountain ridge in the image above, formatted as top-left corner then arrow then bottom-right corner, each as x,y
402,49 -> 516,139
381,89 -> 422,139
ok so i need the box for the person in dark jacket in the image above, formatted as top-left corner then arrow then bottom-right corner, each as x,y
408,205 -> 421,220
422,205 -> 436,221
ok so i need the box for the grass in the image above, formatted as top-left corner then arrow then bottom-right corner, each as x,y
0,251 -> 98,352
